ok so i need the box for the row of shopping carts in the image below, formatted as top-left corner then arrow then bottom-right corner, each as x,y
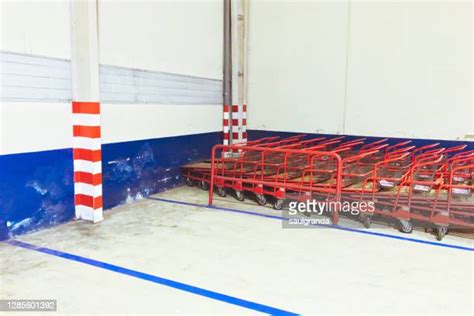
181,135 -> 473,240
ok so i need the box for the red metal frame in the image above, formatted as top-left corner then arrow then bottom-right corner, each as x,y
181,136 -> 472,240
209,144 -> 343,223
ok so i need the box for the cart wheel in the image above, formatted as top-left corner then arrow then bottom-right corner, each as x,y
217,186 -> 226,197
273,199 -> 284,210
200,180 -> 209,191
436,226 -> 448,241
256,194 -> 267,206
185,177 -> 194,187
399,220 -> 413,234
360,214 -> 371,229
235,190 -> 245,201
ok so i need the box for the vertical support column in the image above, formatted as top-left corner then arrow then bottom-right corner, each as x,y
70,0 -> 103,222
223,104 -> 230,145
223,0 -> 232,146
230,0 -> 242,144
471,2 -> 474,138
230,0 -> 248,144
241,0 -> 249,142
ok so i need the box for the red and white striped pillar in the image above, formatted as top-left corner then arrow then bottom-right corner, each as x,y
223,104 -> 230,145
241,0 -> 249,144
226,0 -> 249,146
70,0 -> 103,222
242,104 -> 247,142
223,105 -> 240,146
231,105 -> 240,143
72,102 -> 103,222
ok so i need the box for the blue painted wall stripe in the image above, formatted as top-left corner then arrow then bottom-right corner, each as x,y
0,148 -> 75,240
0,132 -> 222,240
148,197 -> 474,252
6,240 -> 298,316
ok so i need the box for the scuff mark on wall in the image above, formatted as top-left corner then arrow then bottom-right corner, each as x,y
102,132 -> 222,210
0,148 -> 75,239
0,132 -> 222,240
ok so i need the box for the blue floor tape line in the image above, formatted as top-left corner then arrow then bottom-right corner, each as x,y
7,240 -> 298,316
149,197 -> 474,252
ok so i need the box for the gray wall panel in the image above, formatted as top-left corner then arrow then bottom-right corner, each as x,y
99,65 -> 223,105
0,51 -> 71,102
0,51 -> 223,105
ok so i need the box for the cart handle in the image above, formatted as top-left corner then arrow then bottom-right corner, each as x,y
411,143 -> 441,160
360,144 -> 389,153
343,150 -> 380,163
280,137 -> 327,149
385,140 -> 413,153
449,150 -> 474,162
258,135 -> 307,148
414,148 -> 445,162
376,152 -> 411,168
298,137 -> 326,146
249,136 -> 280,146
336,138 -> 367,148
331,147 -> 353,154
319,136 -> 345,145
304,139 -> 342,151
445,163 -> 474,208
454,149 -> 474,157
332,141 -> 365,151
443,145 -> 468,155
360,139 -> 388,151
386,146 -> 416,158
411,155 -> 444,171
449,163 -> 474,180
448,156 -> 474,169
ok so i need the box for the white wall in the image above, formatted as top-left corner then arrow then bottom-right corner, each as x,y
101,104 -> 221,144
98,0 -> 223,145
0,0 -> 223,154
0,0 -> 71,155
98,0 -> 222,79
247,0 -> 349,135
247,0 -> 473,141
345,1 -> 472,140
0,0 -> 70,58
0,102 -> 72,154
472,0 -> 474,137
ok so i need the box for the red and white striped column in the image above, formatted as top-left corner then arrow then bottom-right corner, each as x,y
70,0 -> 103,222
242,104 -> 247,142
223,104 -> 230,145
72,102 -> 103,222
232,105 -> 241,143
223,104 -> 243,145
240,0 -> 249,144
223,105 -> 241,145
225,0 -> 249,146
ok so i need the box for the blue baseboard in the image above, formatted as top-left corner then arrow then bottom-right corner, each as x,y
1,129 -> 469,240
102,132 -> 222,210
0,148 -> 75,240
0,132 -> 222,240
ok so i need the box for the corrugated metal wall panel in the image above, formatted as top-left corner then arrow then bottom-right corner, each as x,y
0,51 -> 223,105
0,51 -> 71,102
99,65 -> 222,104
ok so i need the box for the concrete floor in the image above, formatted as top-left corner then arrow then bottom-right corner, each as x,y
1,186 -> 473,315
